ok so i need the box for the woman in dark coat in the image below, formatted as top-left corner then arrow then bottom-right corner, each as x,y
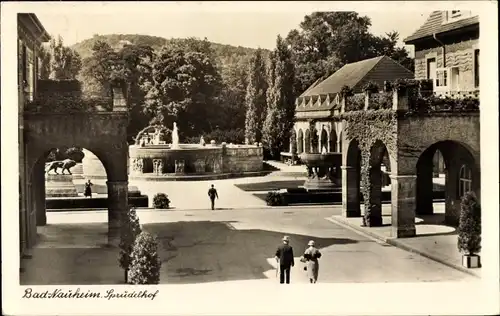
84,179 -> 93,198
303,240 -> 321,283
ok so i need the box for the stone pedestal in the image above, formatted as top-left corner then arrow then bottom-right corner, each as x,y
390,175 -> 417,238
107,181 -> 128,246
194,160 -> 206,173
45,174 -> 78,197
342,166 -> 361,217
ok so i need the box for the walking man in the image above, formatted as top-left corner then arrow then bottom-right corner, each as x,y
275,236 -> 295,284
208,184 -> 218,210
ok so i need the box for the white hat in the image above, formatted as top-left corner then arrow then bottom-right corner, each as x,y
308,240 -> 315,246
282,236 -> 290,242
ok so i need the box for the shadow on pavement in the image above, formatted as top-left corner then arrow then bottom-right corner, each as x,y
145,220 -> 357,284
21,221 -> 358,285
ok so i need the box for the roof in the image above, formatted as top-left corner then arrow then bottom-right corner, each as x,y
18,13 -> 51,43
404,11 -> 479,43
296,55 -> 414,113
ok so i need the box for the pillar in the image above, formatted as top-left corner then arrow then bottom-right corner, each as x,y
35,164 -> 47,226
416,161 -> 434,215
390,174 -> 417,238
107,181 -> 129,246
337,140 -> 341,153
341,166 -> 361,217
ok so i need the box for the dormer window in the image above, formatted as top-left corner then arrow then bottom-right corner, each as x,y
444,10 -> 473,23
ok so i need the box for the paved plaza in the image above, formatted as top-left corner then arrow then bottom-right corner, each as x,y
21,205 -> 475,285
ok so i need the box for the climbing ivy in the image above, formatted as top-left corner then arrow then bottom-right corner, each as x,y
341,109 -> 397,226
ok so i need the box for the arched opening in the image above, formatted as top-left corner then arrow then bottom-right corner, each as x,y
364,140 -> 390,227
304,129 -> 311,153
320,128 -> 328,153
36,147 -> 110,232
416,141 -> 479,226
297,129 -> 304,154
329,129 -> 337,153
342,139 -> 362,217
310,128 -> 319,153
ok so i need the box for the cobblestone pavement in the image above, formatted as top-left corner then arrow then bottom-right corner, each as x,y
21,207 -> 474,285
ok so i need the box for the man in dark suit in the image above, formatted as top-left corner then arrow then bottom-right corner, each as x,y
208,184 -> 219,210
275,236 -> 295,284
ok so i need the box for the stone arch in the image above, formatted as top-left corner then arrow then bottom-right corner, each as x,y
297,129 -> 304,154
320,127 -> 328,153
364,140 -> 392,227
304,129 -> 311,153
342,138 -> 362,217
329,129 -> 337,153
415,140 -> 479,225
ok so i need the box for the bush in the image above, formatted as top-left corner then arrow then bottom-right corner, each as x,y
118,207 -> 142,283
457,191 -> 481,255
266,191 -> 286,206
153,193 -> 170,209
363,81 -> 380,93
128,232 -> 162,285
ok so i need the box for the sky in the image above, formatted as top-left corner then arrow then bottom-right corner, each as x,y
30,2 -> 433,56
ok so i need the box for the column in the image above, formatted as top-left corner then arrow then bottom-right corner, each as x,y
107,181 -> 129,246
337,140 -> 341,153
35,165 -> 47,226
341,166 -> 361,217
390,174 -> 417,238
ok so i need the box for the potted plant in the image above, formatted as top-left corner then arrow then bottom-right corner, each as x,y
457,191 -> 481,268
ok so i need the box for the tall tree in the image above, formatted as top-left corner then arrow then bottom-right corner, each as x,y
286,12 -> 413,94
262,36 -> 295,159
38,45 -> 52,80
143,45 -> 222,138
49,36 -> 82,80
244,48 -> 268,144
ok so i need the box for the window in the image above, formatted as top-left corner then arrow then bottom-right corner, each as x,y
427,58 -> 436,80
436,68 -> 448,87
458,164 -> 472,198
445,10 -> 473,23
474,49 -> 480,88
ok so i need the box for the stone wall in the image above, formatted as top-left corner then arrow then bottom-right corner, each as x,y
414,38 -> 479,91
222,146 -> 263,173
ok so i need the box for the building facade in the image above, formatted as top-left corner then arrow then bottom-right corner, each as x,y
18,13 -> 50,258
404,10 -> 479,97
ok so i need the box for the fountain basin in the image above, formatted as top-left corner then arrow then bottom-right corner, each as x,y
298,152 -> 342,191
129,143 -> 265,180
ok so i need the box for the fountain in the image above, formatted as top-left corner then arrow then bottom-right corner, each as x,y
129,122 -> 265,180
299,151 -> 342,191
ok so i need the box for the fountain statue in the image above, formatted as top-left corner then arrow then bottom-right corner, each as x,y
171,122 -> 180,149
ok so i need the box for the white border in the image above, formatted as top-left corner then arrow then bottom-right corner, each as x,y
2,2 -> 499,315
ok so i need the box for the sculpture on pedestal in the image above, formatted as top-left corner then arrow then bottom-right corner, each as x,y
153,159 -> 163,175
45,159 -> 77,175
132,158 -> 144,173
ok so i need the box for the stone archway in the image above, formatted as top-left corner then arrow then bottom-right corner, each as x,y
297,129 -> 304,154
342,139 -> 361,217
24,112 -> 129,244
304,129 -> 311,153
364,140 -> 391,227
320,128 -> 328,153
416,140 -> 479,226
329,129 -> 338,153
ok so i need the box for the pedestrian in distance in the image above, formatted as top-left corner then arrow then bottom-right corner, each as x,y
275,235 -> 295,284
84,179 -> 93,198
301,240 -> 322,283
208,184 -> 218,210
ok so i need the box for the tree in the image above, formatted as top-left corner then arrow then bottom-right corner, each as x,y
38,45 -> 52,80
118,207 -> 142,283
128,231 -> 161,285
80,40 -> 120,96
143,45 -> 222,138
286,12 -> 414,94
48,36 -> 82,80
262,36 -> 296,159
244,48 -> 268,144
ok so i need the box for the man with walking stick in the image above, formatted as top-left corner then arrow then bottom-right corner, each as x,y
275,236 -> 294,284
